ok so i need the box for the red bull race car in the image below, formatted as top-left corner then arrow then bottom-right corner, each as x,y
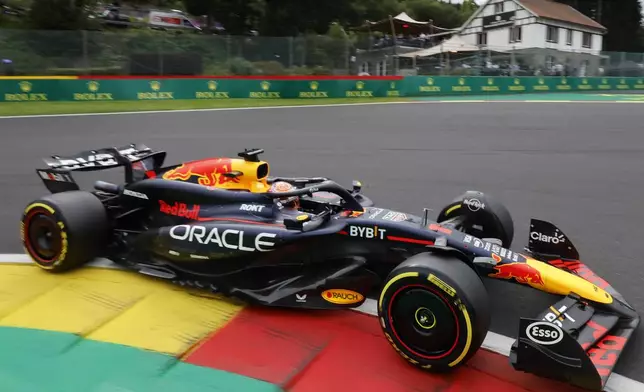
21,145 -> 639,391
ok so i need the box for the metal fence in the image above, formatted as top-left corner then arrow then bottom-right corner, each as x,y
396,44 -> 644,78
1,28 -> 643,78
0,29 -> 354,76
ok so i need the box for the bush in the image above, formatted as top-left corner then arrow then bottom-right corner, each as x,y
202,63 -> 232,75
252,61 -> 286,75
46,66 -> 124,75
227,57 -> 256,75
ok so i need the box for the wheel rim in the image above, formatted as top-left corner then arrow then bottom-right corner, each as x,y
389,285 -> 459,358
414,307 -> 436,330
25,212 -> 62,263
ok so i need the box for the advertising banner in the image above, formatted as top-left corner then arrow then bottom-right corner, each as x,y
2,76 -> 644,102
482,11 -> 516,30
0,79 -> 64,102
401,76 -> 644,96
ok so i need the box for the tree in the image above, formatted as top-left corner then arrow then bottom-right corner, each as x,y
183,0 -> 265,34
28,0 -> 98,30
460,0 -> 478,19
258,0 -> 402,36
555,0 -> 643,52
349,0 -> 402,26
261,0 -> 350,36
403,0 -> 469,29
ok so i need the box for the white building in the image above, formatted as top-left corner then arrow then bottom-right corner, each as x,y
458,0 -> 606,54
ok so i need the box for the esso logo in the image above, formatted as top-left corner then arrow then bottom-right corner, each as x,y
525,321 -> 564,345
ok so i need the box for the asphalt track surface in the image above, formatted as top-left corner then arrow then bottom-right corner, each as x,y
1,101 -> 644,383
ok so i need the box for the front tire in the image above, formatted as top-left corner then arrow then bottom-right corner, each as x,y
437,190 -> 514,247
21,191 -> 110,272
378,252 -> 490,372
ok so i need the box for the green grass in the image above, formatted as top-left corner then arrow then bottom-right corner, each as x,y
0,98 -> 409,116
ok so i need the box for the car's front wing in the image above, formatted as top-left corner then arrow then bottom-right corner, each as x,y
510,275 -> 639,391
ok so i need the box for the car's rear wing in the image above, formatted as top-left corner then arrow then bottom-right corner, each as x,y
37,143 -> 167,194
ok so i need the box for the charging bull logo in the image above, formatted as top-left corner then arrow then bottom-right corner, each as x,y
489,263 -> 545,286
162,158 -> 240,186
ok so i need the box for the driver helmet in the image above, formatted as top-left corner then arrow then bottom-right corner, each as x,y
269,181 -> 300,209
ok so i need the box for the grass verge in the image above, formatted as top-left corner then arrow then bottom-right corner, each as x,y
0,98 -> 409,117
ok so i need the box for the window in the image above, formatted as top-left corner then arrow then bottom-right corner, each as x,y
477,32 -> 488,46
494,2 -> 504,13
546,26 -> 559,43
546,55 -> 555,69
582,32 -> 592,48
359,62 -> 369,74
566,29 -> 573,45
375,60 -> 387,76
510,26 -> 522,43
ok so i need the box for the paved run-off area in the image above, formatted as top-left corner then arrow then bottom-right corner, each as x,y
1,94 -> 644,390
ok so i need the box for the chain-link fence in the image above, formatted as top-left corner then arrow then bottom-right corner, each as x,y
1,28 -> 643,78
0,28 -> 355,76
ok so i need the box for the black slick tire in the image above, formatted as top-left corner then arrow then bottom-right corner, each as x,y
437,190 -> 514,248
21,191 -> 110,273
377,251 -> 490,372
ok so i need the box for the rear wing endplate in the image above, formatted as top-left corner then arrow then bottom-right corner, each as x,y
37,143 -> 167,193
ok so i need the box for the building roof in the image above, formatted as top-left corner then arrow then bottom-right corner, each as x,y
518,0 -> 606,31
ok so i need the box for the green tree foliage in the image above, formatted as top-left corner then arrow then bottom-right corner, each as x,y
460,0 -> 478,16
4,0 -> 480,35
258,0 -> 403,36
555,0 -> 643,51
348,0 -> 403,26
183,0 -> 476,36
183,0 -> 265,34
404,0 -> 462,28
27,0 -> 98,30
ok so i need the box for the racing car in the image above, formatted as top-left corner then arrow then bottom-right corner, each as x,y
21,145 -> 639,391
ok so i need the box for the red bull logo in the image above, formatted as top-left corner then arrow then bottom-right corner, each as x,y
159,201 -> 200,220
162,158 -> 240,187
489,262 -> 545,286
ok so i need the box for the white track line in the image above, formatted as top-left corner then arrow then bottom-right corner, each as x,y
0,99 -> 642,120
0,101 -> 413,119
0,254 -> 641,391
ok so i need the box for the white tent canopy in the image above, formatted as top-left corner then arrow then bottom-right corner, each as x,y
357,12 -> 430,31
399,35 -> 497,58
390,12 -> 429,25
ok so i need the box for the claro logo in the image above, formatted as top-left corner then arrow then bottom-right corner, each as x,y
525,321 -> 564,345
530,231 -> 565,244
321,289 -> 364,305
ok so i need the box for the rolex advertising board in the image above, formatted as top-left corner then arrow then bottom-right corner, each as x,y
2,76 -> 644,102
1,80 -> 57,102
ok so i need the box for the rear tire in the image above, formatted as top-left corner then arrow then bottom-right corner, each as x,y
21,191 -> 110,272
378,252 -> 490,372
